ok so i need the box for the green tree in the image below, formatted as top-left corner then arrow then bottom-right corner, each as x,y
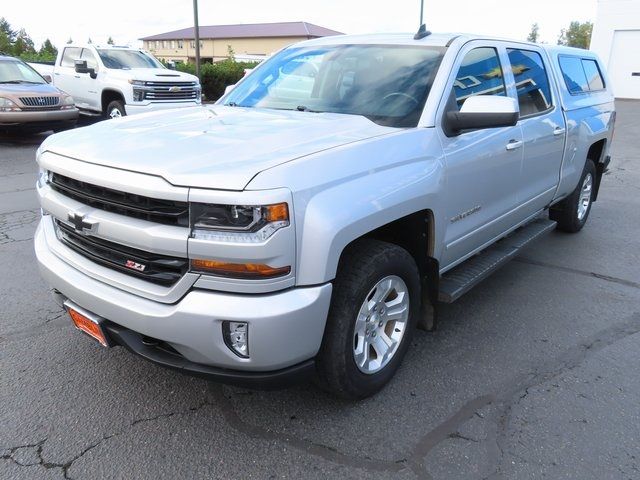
527,23 -> 539,43
12,28 -> 35,55
0,17 -> 17,43
0,17 -> 16,54
558,21 -> 593,49
107,36 -> 115,45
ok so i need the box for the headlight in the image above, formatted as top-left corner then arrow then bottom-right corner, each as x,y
60,95 -> 75,109
0,97 -> 21,112
128,79 -> 146,86
190,202 -> 289,242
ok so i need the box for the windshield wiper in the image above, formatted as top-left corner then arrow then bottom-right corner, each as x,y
0,80 -> 42,84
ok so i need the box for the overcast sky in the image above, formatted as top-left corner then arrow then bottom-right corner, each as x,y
5,0 -> 597,49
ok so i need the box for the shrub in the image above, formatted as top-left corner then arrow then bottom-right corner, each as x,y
176,60 -> 259,101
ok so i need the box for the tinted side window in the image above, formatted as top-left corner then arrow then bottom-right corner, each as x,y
582,59 -> 605,91
61,47 -> 82,68
558,56 -> 589,94
453,47 -> 506,109
80,49 -> 99,70
507,48 -> 553,117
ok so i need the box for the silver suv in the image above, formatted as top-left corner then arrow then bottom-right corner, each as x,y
35,31 -> 615,398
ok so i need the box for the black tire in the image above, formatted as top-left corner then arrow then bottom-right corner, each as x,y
315,239 -> 421,399
550,159 -> 596,233
106,100 -> 126,119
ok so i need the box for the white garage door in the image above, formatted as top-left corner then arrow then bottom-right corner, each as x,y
608,30 -> 640,99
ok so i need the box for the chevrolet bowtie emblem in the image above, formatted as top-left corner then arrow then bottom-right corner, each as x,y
169,86 -> 181,92
68,213 -> 97,234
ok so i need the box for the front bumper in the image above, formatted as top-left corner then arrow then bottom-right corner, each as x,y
0,108 -> 79,126
35,218 -> 332,383
125,101 -> 201,115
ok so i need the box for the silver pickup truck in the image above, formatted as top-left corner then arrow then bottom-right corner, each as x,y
34,31 -> 615,399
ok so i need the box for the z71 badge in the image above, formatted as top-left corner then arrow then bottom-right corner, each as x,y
125,260 -> 146,272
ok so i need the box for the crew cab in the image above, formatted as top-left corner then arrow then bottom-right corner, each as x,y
34,31 -> 615,399
47,44 -> 201,118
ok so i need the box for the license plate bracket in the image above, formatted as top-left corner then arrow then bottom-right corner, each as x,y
64,302 -> 111,347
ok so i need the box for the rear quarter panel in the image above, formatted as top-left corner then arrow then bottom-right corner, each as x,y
547,48 -> 615,199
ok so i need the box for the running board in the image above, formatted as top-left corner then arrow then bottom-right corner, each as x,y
438,218 -> 557,303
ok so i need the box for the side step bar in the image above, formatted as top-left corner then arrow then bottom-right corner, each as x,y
438,218 -> 557,303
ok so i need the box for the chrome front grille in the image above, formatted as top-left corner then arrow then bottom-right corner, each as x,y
20,96 -> 60,108
140,81 -> 200,101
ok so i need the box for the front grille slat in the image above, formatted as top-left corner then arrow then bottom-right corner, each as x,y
49,173 -> 189,227
55,220 -> 187,286
20,96 -> 59,107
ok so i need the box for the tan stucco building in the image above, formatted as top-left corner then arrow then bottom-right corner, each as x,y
140,21 -> 343,64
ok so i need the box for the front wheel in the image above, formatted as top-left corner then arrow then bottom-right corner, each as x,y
315,239 -> 420,399
106,100 -> 126,119
550,159 -> 596,233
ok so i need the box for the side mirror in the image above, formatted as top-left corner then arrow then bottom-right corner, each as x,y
224,84 -> 236,96
445,96 -> 519,136
74,59 -> 97,79
42,74 -> 52,83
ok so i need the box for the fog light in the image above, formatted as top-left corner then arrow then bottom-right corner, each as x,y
223,321 -> 249,358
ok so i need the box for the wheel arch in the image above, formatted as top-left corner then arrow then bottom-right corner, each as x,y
101,89 -> 126,115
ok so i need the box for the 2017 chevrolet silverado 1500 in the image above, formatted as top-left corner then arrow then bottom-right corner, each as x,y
35,30 -> 615,399
44,44 -> 201,118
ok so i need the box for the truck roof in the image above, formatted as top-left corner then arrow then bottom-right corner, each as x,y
296,32 -> 602,56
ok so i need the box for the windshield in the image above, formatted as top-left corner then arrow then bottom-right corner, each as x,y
0,59 -> 46,84
223,44 -> 445,127
97,49 -> 164,69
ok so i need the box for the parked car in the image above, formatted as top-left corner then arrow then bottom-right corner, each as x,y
0,55 -> 78,133
34,31 -> 614,399
46,44 -> 201,118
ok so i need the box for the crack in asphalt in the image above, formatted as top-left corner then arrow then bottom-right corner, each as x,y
515,257 -> 640,290
0,209 -> 39,245
1,400 -> 216,479
482,312 -> 640,479
0,309 -> 67,344
210,385 -> 411,475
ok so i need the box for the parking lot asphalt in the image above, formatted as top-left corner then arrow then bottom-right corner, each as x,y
1,101 -> 639,480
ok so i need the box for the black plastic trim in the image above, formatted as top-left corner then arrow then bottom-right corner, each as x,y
103,323 -> 316,389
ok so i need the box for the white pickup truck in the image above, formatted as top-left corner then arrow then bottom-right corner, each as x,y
43,44 -> 200,118
35,30 -> 615,399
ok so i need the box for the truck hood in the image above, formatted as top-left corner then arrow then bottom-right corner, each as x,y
104,68 -> 199,83
41,106 -> 394,190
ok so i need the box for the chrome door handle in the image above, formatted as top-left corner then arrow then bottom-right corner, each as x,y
506,140 -> 523,151
553,127 -> 566,136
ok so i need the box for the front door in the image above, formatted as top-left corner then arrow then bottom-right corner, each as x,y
437,43 -> 524,270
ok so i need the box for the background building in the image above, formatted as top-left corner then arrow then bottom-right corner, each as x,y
590,0 -> 640,99
141,21 -> 342,64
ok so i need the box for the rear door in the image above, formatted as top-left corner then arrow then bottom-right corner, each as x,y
506,46 -> 565,216
437,42 -> 524,270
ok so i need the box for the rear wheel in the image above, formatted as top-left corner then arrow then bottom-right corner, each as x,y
315,239 -> 420,399
550,159 -> 596,233
106,100 -> 126,119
